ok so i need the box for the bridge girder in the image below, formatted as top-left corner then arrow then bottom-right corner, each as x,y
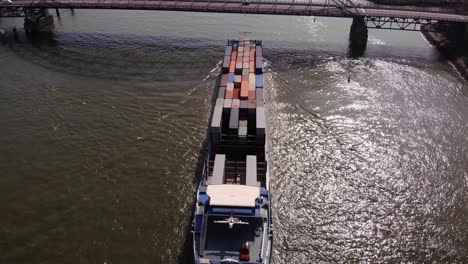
365,16 -> 439,31
0,0 -> 463,33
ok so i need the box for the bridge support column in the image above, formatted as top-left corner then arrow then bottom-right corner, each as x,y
349,17 -> 368,57
24,9 -> 54,34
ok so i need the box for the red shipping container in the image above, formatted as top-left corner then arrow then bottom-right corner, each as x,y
220,74 -> 229,87
233,88 -> 240,99
248,90 -> 256,100
242,75 -> 248,82
250,50 -> 255,58
225,89 -> 233,99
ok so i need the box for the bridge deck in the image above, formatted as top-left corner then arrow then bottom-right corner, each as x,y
1,0 -> 467,23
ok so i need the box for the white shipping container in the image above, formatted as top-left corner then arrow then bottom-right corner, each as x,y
223,99 -> 232,109
256,107 -> 266,136
212,154 -> 226,185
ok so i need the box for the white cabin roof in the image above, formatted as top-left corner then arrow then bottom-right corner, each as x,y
207,185 -> 260,208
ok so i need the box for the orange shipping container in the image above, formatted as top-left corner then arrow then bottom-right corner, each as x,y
240,81 -> 249,99
231,51 -> 237,61
229,60 -> 236,73
249,61 -> 255,73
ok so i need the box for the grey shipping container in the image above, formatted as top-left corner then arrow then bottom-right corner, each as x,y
229,108 -> 239,135
255,46 -> 263,58
255,57 -> 262,70
256,88 -> 263,101
246,155 -> 257,186
222,56 -> 231,70
218,87 -> 226,99
210,106 -> 223,143
225,46 -> 233,56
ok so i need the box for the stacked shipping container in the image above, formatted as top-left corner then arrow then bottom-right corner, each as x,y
210,39 -> 265,147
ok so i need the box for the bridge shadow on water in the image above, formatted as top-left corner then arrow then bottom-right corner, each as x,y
0,28 -> 225,263
1,29 -> 223,83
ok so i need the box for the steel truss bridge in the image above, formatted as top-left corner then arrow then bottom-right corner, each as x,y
0,0 -> 467,31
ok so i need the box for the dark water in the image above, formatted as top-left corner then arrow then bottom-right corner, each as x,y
1,10 -> 467,263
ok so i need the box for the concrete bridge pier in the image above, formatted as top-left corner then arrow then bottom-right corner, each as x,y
24,8 -> 54,33
349,17 -> 368,57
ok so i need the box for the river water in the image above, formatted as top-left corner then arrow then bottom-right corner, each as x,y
0,10 -> 467,263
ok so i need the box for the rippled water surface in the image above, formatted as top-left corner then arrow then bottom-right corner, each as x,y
1,10 -> 467,263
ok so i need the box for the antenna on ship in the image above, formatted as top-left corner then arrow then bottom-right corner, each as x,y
214,213 -> 249,229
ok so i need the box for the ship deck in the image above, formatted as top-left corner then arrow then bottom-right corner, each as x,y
198,216 -> 265,262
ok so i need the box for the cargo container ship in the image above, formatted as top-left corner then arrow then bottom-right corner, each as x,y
192,39 -> 273,264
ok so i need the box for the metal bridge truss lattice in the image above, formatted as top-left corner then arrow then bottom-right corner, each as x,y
327,0 -> 361,16
365,16 -> 439,31
0,6 -> 28,17
0,6 -> 52,18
